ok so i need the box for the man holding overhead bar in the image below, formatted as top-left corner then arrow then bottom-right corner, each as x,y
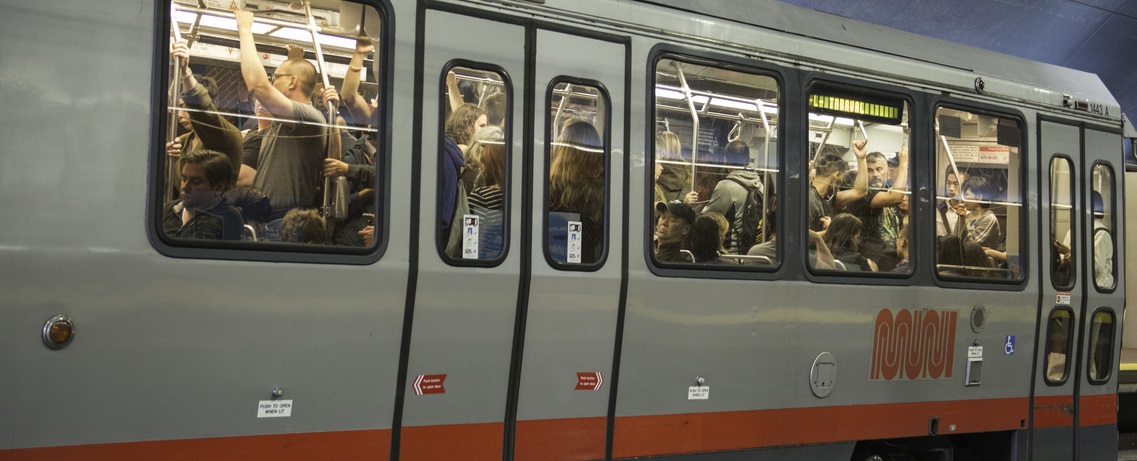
235,9 -> 330,221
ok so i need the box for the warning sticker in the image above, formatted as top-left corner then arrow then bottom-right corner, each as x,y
566,221 -> 582,264
1056,292 -> 1071,305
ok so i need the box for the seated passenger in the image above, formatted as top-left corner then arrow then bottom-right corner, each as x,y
686,214 -> 730,264
162,150 -> 244,241
280,208 -> 327,244
959,176 -> 1002,249
654,200 -> 695,263
702,140 -> 763,254
823,213 -> 876,271
549,121 -> 605,264
891,225 -> 910,273
224,185 -> 272,240
468,127 -> 507,259
937,236 -> 995,277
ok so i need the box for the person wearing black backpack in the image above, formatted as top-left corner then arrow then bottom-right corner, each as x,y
701,140 -> 765,254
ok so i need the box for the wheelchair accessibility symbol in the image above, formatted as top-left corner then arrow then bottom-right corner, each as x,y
1004,336 -> 1015,355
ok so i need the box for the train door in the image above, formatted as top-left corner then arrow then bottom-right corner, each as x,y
511,28 -> 627,461
1075,128 -> 1124,460
1033,119 -> 1081,461
400,9 -> 525,460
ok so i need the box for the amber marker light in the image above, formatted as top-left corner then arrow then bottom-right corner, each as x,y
42,314 -> 75,350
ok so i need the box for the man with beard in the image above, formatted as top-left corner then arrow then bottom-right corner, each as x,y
841,148 -> 908,271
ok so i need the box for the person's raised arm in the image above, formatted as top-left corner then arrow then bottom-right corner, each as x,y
235,10 -> 295,123
342,38 -> 374,124
835,140 -> 868,206
871,147 -> 909,208
446,71 -> 464,114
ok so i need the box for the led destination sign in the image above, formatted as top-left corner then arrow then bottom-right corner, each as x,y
808,91 -> 905,125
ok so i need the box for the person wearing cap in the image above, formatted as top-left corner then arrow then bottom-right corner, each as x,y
885,153 -> 900,188
655,200 -> 695,262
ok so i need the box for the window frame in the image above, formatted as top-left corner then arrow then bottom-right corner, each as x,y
802,76 -> 917,281
1043,306 -> 1076,386
929,99 -> 1028,288
644,47 -> 788,279
1086,307 -> 1116,385
1048,155 -> 1077,291
149,0 -> 392,265
1089,161 -> 1117,293
541,76 -> 612,271
434,60 -> 515,267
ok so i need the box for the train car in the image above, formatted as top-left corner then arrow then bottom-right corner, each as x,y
0,0 -> 1131,460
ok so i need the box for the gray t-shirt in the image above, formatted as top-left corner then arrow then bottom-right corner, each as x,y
244,101 -> 327,218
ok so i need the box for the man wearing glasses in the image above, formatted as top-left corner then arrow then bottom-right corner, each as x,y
236,9 -> 333,221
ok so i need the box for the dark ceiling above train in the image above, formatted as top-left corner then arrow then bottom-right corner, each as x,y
775,0 -> 1135,123
641,0 -> 1136,128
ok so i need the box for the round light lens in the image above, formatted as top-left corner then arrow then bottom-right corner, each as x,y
42,314 -> 75,349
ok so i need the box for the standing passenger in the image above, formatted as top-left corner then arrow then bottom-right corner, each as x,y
701,140 -> 763,254
167,40 -> 244,198
468,129 -> 507,259
235,10 -> 329,221
549,121 -> 605,264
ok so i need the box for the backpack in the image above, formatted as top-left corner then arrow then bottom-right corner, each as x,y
727,177 -> 763,254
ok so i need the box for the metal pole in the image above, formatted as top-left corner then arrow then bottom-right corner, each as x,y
757,98 -> 771,243
552,84 -> 572,140
166,3 -> 185,204
303,1 -> 341,223
672,61 -> 699,187
811,116 -> 836,165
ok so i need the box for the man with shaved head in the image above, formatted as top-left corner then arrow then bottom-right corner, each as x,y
236,9 -> 331,221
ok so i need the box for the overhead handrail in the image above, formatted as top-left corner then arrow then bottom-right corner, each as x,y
551,83 -> 573,141
172,4 -> 364,43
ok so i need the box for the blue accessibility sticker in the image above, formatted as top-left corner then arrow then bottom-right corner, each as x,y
1004,335 -> 1015,355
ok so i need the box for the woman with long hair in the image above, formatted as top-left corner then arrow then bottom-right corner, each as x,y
823,213 -> 877,271
549,120 -> 605,264
468,128 -> 507,259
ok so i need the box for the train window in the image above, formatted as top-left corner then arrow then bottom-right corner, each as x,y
1090,164 -> 1115,291
158,2 -> 384,250
544,81 -> 609,267
438,65 -> 510,262
1049,158 -> 1075,289
1087,309 -> 1115,383
933,107 -> 1023,281
651,58 -> 780,267
1044,308 -> 1074,384
806,83 -> 910,274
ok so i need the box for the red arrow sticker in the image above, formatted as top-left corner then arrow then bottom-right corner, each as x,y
414,374 -> 447,395
575,372 -> 603,391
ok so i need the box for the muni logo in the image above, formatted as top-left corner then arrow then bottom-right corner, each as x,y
870,308 -> 958,381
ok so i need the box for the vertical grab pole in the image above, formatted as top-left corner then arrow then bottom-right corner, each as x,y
552,84 -> 572,141
166,3 -> 185,204
672,61 -> 699,189
811,116 -> 836,166
302,1 -> 341,221
757,99 -> 771,243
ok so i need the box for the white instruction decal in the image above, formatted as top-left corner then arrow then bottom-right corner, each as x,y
257,400 -> 293,418
968,346 -> 983,359
566,221 -> 583,264
688,386 -> 710,400
1056,292 -> 1071,305
462,214 -> 479,259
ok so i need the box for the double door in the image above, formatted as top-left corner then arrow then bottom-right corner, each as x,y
1034,119 -> 1124,460
402,9 -> 626,460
